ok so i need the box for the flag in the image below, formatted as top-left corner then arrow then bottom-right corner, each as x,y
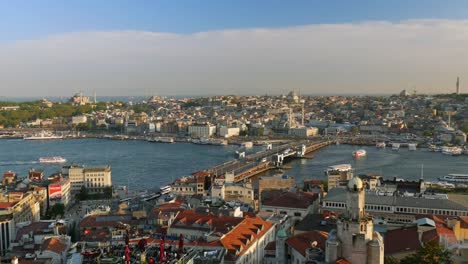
125,245 -> 130,264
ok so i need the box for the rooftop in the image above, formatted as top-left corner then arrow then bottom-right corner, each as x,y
286,230 -> 329,256
324,188 -> 468,211
261,190 -> 318,209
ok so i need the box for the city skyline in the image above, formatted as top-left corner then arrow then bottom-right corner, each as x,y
1,1 -> 468,96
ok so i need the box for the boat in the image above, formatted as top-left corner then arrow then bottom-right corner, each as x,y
441,146 -> 463,156
428,144 -> 437,152
325,164 -> 352,173
241,141 -> 253,149
153,137 -> 175,143
352,149 -> 366,158
408,143 -> 417,151
438,174 -> 468,183
24,132 -> 63,140
376,142 -> 386,148
391,143 -> 400,151
160,185 -> 172,194
39,156 -> 67,163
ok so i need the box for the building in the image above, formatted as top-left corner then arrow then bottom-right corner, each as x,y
71,115 -> 87,125
260,190 -> 319,225
0,213 -> 14,256
219,126 -> 240,138
35,236 -> 71,264
188,124 -> 216,138
325,164 -> 353,190
323,187 -> 468,225
220,216 -> 275,264
63,165 -> 112,193
224,182 -> 255,205
171,176 -> 197,196
69,93 -> 90,105
2,171 -> 17,186
258,175 -> 296,199
47,175 -> 71,207
288,127 -> 318,137
325,175 -> 384,264
28,169 -> 44,181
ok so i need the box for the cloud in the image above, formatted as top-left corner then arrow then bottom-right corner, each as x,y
1,19 -> 468,97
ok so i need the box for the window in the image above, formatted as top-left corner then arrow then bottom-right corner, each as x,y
294,212 -> 302,217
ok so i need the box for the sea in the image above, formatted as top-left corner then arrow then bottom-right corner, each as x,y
0,139 -> 466,191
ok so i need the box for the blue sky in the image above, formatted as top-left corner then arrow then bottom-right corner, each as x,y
1,1 -> 468,96
2,0 -> 468,41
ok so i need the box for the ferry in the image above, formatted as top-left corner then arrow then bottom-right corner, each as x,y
376,142 -> 386,148
408,143 -> 417,151
391,143 -> 400,151
441,146 -> 463,156
325,164 -> 352,173
438,174 -> 468,183
39,156 -> 67,164
352,149 -> 366,158
160,185 -> 172,194
24,132 -> 63,140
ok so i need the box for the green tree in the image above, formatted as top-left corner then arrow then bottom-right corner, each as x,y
462,123 -> 468,134
77,186 -> 89,201
104,187 -> 113,198
384,256 -> 400,264
46,203 -> 65,219
400,240 -> 451,264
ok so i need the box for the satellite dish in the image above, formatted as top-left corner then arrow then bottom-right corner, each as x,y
311,241 -> 318,248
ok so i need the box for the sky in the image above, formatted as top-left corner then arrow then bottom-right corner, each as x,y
1,0 -> 468,97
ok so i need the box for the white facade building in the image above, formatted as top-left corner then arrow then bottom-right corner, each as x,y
64,165 -> 112,193
188,124 -> 216,138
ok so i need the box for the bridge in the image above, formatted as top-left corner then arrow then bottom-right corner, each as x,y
207,140 -> 331,183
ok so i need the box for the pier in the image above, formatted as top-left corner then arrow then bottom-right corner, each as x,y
206,140 -> 331,183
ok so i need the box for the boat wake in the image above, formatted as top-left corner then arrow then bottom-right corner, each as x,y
0,161 -> 39,166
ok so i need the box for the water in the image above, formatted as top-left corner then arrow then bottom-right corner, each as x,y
0,140 -> 466,190
276,144 -> 468,185
0,139 -> 241,191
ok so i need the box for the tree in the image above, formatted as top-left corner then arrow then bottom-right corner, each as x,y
462,123 -> 468,134
400,240 -> 451,264
77,186 -> 89,200
46,203 -> 65,219
104,186 -> 113,198
384,256 -> 400,264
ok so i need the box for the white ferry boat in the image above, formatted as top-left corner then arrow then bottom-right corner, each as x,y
441,146 -> 463,156
391,143 -> 400,151
154,137 -> 175,143
352,149 -> 366,158
160,185 -> 172,194
438,174 -> 468,183
39,156 -> 67,164
24,132 -> 63,140
408,143 -> 417,151
376,142 -> 386,148
325,164 -> 352,173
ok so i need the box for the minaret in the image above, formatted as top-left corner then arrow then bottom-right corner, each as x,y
275,228 -> 287,264
94,90 -> 97,104
456,77 -> 460,95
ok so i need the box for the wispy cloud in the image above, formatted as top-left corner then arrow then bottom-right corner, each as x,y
1,20 -> 468,97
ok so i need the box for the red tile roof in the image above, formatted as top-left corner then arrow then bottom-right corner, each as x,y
220,216 -> 274,261
262,190 -> 318,209
0,202 -> 15,209
171,210 -> 244,234
336,258 -> 351,264
41,237 -> 67,254
286,231 -> 328,256
384,226 -> 421,255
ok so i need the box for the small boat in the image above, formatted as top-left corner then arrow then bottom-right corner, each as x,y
39,156 -> 67,163
353,149 -> 366,158
376,142 -> 386,148
408,143 -> 417,151
442,146 -> 463,156
160,185 -> 172,194
391,143 -> 400,151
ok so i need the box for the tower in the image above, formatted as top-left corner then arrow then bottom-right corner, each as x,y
275,228 -> 287,264
456,77 -> 460,95
326,175 -> 384,264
